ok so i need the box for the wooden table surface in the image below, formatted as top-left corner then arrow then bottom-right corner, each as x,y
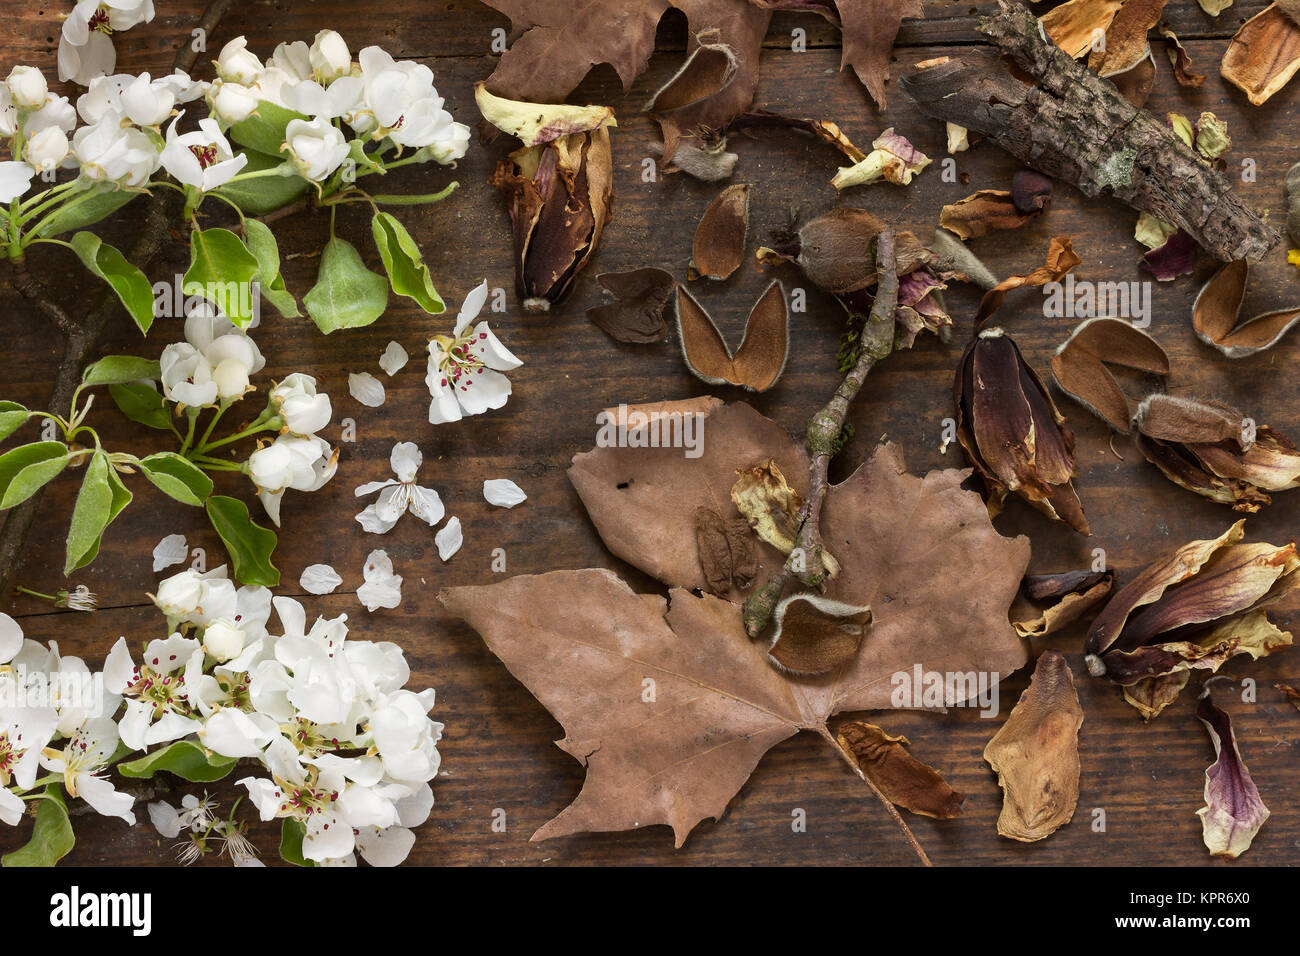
2,0 -> 1299,866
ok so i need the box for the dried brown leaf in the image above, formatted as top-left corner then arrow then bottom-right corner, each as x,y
1088,0 -> 1167,76
1197,688 -> 1269,858
1040,0 -> 1125,58
939,190 -> 1038,240
586,268 -> 676,343
675,282 -> 789,391
691,183 -> 750,280
1123,670 -> 1190,720
1050,317 -> 1169,432
837,721 -> 965,819
1160,26 -> 1206,87
1275,682 -> 1300,710
976,236 -> 1082,327
1014,568 -> 1115,638
1221,3 -> 1300,106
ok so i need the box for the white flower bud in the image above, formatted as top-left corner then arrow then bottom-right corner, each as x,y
209,79 -> 259,125
310,30 -> 351,84
154,570 -> 205,617
7,66 -> 47,111
283,116 -> 349,181
248,442 -> 294,493
202,620 -> 246,663
270,372 -> 332,436
215,37 -> 263,86
212,357 -> 250,400
24,126 -> 68,172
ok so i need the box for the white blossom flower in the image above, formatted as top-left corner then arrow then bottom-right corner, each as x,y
270,372 -> 332,436
435,516 -> 462,561
118,72 -> 179,127
25,126 -> 70,173
152,533 -> 188,572
104,633 -> 204,752
352,46 -> 469,156
148,792 -> 217,838
355,442 -> 444,533
0,161 -> 35,203
59,585 -> 97,612
6,66 -> 47,110
483,478 -> 527,508
348,371 -> 385,408
160,113 -> 248,192
299,564 -> 342,595
266,40 -> 312,82
39,716 -> 136,824
357,550 -> 402,612
206,78 -> 259,126
280,76 -> 363,120
283,115 -> 350,182
310,30 -> 351,84
215,36 -> 263,86
58,1 -> 155,85
72,116 -> 159,186
248,433 -> 338,526
159,304 -> 265,408
0,88 -> 15,137
152,565 -> 237,628
379,341 -> 408,375
426,281 -> 522,424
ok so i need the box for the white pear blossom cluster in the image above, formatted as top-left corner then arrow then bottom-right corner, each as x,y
160,303 -> 266,408
208,30 -> 470,181
249,373 -> 339,527
58,0 -> 155,86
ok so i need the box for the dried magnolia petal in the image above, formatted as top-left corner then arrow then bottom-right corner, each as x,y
675,282 -> 788,392
836,721 -> 965,819
946,123 -> 970,153
940,190 -> 1038,239
766,593 -> 870,676
984,650 -> 1083,842
731,459 -> 838,577
1087,0 -> 1167,76
586,268 -> 676,344
1139,229 -> 1197,281
694,506 -> 758,595
1050,317 -> 1169,432
1014,568 -> 1115,638
1040,0 -> 1125,57
1160,27 -> 1206,87
1193,260 -> 1300,357
730,110 -> 867,165
475,84 -> 616,147
1197,0 -> 1233,14
691,184 -> 749,281
1196,688 -> 1269,858
1123,670 -> 1190,721
976,236 -> 1082,326
831,128 -> 930,190
1221,3 -> 1300,106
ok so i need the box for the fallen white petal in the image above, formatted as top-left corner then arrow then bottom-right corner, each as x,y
152,533 -> 189,572
299,564 -> 343,595
435,516 -> 463,561
357,549 -> 402,612
483,479 -> 527,508
379,341 -> 409,376
349,372 -> 386,408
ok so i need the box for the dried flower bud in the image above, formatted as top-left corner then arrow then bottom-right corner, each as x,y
1010,169 -> 1053,215
954,328 -> 1088,534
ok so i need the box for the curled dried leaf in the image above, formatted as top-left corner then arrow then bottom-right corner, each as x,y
836,721 -> 965,819
1192,259 -> 1300,357
1040,0 -> 1125,57
767,593 -> 870,675
1160,26 -> 1206,87
1050,317 -> 1169,432
1014,568 -> 1115,638
586,268 -> 676,343
475,83 -> 616,146
1276,682 -> 1300,711
1221,3 -> 1300,106
691,184 -> 750,280
694,505 -> 758,595
675,282 -> 788,392
730,459 -> 839,577
984,650 -> 1083,842
1196,687 -> 1269,859
831,128 -> 931,191
1123,670 -> 1191,721
940,190 -> 1039,239
729,110 -> 867,164
1087,0 -> 1167,76
976,236 -> 1082,327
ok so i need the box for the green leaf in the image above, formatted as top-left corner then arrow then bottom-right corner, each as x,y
64,450 -> 132,575
0,401 -> 29,443
370,183 -> 459,206
370,211 -> 445,314
2,787 -> 74,867
68,232 -> 156,335
242,219 -> 300,318
0,441 -> 69,509
137,452 -> 213,506
109,383 -> 172,431
303,237 -> 389,334
183,227 -> 262,328
206,494 -> 279,586
279,818 -> 315,867
213,149 -> 308,216
81,355 -> 161,388
229,100 -> 307,156
117,739 -> 238,783
30,182 -> 138,239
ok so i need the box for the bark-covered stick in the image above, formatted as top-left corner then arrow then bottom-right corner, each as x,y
899,0 -> 1279,262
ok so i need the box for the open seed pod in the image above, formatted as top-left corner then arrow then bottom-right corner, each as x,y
675,282 -> 788,391
1050,317 -> 1169,432
765,593 -> 871,676
1193,260 -> 1300,357
691,184 -> 749,280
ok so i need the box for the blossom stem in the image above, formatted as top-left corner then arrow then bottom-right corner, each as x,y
178,406 -> 201,455
18,178 -> 82,214
194,412 -> 281,454
13,585 -> 57,602
195,402 -> 228,451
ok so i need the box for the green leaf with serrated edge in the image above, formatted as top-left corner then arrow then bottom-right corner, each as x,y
0,401 -> 29,443
206,494 -> 279,586
370,211 -> 445,314
0,441 -> 68,509
279,818 -> 315,867
370,183 -> 458,205
30,182 -> 137,239
65,450 -> 132,574
229,100 -> 308,156
1,787 -> 74,867
303,237 -> 389,334
183,227 -> 262,328
137,452 -> 213,506
242,219 -> 299,318
68,232 -> 155,334
117,740 -> 238,783
81,355 -> 161,388
214,149 -> 308,216
109,383 -> 171,430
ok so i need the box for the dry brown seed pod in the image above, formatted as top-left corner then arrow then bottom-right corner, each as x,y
1050,317 -> 1169,432
1192,260 -> 1300,357
836,721 -> 965,819
675,281 -> 788,392
691,183 -> 750,281
766,593 -> 870,676
693,505 -> 757,595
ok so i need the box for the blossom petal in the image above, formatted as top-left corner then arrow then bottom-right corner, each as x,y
299,563 -> 343,595
355,503 -> 400,534
435,516 -> 463,561
348,371 -> 386,407
469,321 -> 523,371
408,486 -> 445,527
389,441 -> 422,483
454,280 -> 490,336
152,533 -> 189,572
379,341 -> 409,375
483,479 -> 527,508
455,367 -> 512,416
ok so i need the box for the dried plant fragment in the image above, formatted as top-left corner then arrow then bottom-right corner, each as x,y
955,327 -> 1089,533
1015,568 -> 1115,638
1124,671 -> 1190,721
731,460 -> 838,576
1134,395 -> 1300,512
1140,229 -> 1197,281
1221,3 -> 1300,106
831,129 -> 931,191
1108,48 -> 1158,108
1276,682 -> 1300,711
928,229 -> 998,290
1084,520 -> 1300,708
1040,0 -> 1125,57
586,268 -> 676,343
1088,0 -> 1167,77
476,84 -> 616,146
694,506 -> 758,594
1287,161 -> 1300,246
482,86 -> 615,313
1196,688 -> 1269,858
940,190 -> 1038,240
1197,0 -> 1234,14
1011,170 -> 1053,215
976,235 -> 1081,327
1160,27 -> 1205,87
1193,260 -> 1300,357
1050,318 -> 1169,432
837,721 -> 964,819
692,184 -> 749,280
984,650 -> 1083,842
675,282 -> 788,391
766,593 -> 870,675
